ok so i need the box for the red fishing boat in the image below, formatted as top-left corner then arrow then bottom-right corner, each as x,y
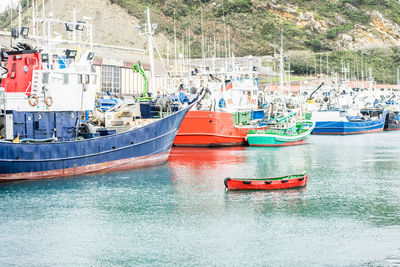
224,173 -> 308,191
174,110 -> 252,146
172,60 -> 262,147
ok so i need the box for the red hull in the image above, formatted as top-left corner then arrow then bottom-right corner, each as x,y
0,152 -> 169,182
174,110 -> 253,147
384,128 -> 400,131
250,139 -> 307,147
224,175 -> 308,191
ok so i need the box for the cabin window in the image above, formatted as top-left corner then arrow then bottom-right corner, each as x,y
25,57 -> 35,66
78,74 -> 83,84
63,74 -> 69,84
10,63 -> 16,79
101,65 -> 120,94
84,74 -> 90,84
91,74 -> 97,85
42,72 -> 49,84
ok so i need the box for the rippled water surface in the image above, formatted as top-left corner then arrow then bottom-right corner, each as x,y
1,133 -> 400,266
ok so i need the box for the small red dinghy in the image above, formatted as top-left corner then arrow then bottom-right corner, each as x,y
224,173 -> 308,191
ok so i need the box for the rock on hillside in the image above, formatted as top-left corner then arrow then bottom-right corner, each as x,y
260,2 -> 400,50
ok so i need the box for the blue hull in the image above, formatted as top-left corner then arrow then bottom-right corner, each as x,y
0,105 -> 192,181
384,112 -> 400,131
312,115 -> 386,135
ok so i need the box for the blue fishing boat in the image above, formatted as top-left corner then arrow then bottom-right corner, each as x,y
0,106 -> 190,181
384,111 -> 400,131
0,15 -> 193,182
311,109 -> 387,135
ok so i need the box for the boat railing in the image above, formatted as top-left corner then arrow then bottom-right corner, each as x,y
249,129 -> 293,136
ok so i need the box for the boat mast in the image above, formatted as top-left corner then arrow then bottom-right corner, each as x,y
9,0 -> 13,48
325,53 -> 328,76
35,0 -> 39,37
228,27 -> 235,72
166,40 -> 169,75
319,55 -> 322,80
18,1 -> 22,40
368,67 -> 373,94
72,6 -> 76,42
288,60 -> 291,95
222,1 -> 227,71
181,35 -> 184,76
279,32 -> 284,93
213,31 -> 216,72
173,10 -> 177,74
200,4 -> 205,73
42,0 -> 45,42
187,26 -> 190,74
361,52 -> 364,90
146,7 -> 156,95
32,0 -> 36,38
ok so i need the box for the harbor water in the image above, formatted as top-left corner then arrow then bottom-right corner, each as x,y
1,133 -> 399,266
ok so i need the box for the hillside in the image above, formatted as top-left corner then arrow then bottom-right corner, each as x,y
1,0 -> 400,83
107,0 -> 400,53
108,0 -> 400,84
0,0 -> 169,51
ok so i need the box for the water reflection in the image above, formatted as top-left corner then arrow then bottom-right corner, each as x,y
224,188 -> 307,216
1,134 -> 400,266
169,147 -> 247,190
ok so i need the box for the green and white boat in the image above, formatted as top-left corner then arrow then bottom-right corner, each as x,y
246,120 -> 315,147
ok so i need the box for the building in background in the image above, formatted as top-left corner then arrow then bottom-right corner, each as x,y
91,48 -> 170,97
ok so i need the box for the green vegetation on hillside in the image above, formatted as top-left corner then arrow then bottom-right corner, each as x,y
107,0 -> 400,54
0,0 -> 30,28
1,0 -> 400,83
288,47 -> 400,84
108,0 -> 400,83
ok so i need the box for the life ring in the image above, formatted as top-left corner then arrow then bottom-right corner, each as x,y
45,96 -> 53,107
28,95 -> 39,107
